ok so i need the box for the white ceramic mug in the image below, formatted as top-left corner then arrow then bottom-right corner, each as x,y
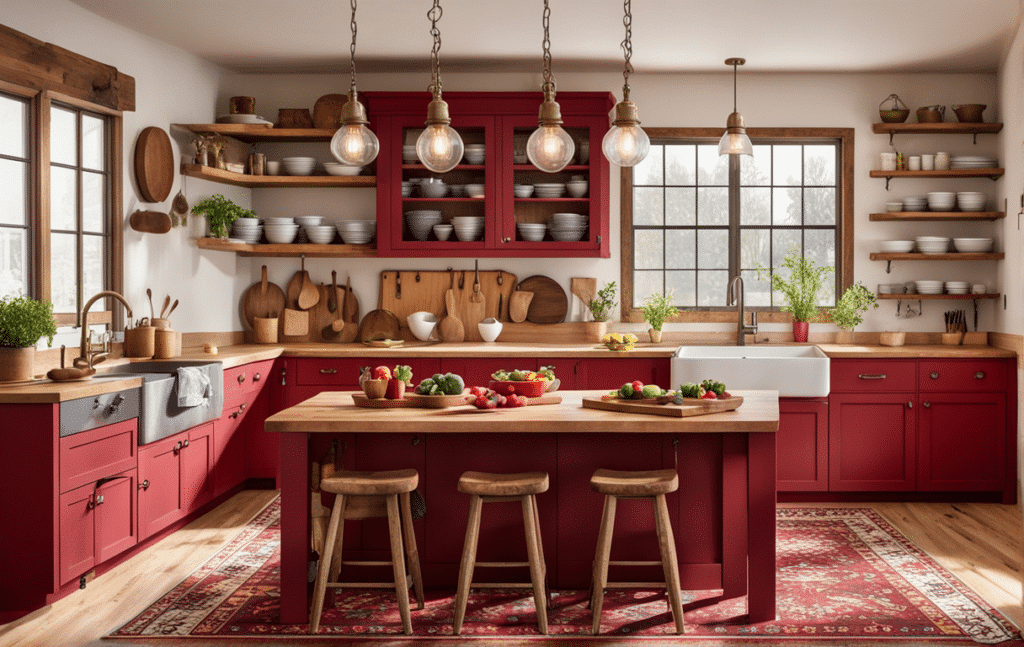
880,152 -> 897,171
921,154 -> 935,170
908,156 -> 922,171
935,152 -> 950,170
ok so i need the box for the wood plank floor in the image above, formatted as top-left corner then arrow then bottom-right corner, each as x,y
0,492 -> 1018,647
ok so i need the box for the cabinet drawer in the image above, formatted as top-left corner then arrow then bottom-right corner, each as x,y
919,360 -> 1007,392
60,419 -> 138,493
296,358 -> 365,387
223,359 -> 274,401
830,359 -> 916,392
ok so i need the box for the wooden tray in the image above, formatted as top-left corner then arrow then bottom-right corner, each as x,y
352,392 -> 473,409
581,395 -> 744,418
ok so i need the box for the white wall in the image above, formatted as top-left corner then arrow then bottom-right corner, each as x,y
219,70 -> 1000,334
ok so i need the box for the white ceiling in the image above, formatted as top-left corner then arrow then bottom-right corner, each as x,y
72,0 -> 1022,74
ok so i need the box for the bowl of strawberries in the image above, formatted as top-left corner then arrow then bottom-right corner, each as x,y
488,367 -> 555,397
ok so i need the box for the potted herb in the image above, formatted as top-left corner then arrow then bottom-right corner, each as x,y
190,193 -> 254,239
639,289 -> 680,343
831,283 -> 878,344
586,281 -> 617,341
759,250 -> 833,343
0,294 -> 58,382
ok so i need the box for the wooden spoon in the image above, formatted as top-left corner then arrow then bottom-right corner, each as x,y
147,288 -> 154,320
438,269 -> 465,342
297,260 -> 319,310
338,276 -> 359,343
159,294 -> 171,319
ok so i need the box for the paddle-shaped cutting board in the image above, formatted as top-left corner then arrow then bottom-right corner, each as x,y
379,270 -> 517,340
240,265 -> 286,330
581,395 -> 744,418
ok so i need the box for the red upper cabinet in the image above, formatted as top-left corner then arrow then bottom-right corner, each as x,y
365,91 -> 613,258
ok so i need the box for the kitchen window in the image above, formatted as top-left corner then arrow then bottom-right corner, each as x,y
620,128 -> 853,323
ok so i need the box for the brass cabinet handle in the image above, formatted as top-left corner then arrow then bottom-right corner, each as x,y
930,372 -> 939,379
138,479 -> 150,490
907,401 -> 913,409
503,237 -> 511,243
320,368 -> 338,375
174,441 -> 182,452
183,439 -> 189,448
237,373 -> 246,384
253,372 -> 261,382
975,371 -> 986,379
858,374 -> 887,380
95,494 -> 104,505
923,401 -> 931,408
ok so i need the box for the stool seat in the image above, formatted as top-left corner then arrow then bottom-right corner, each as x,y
590,468 -> 678,496
320,469 -> 419,496
458,471 -> 549,496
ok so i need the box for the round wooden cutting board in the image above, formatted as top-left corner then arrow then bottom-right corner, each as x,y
516,275 -> 568,324
134,127 -> 174,202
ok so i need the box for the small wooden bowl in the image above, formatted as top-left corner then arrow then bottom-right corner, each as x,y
362,378 -> 388,399
940,332 -> 963,346
879,109 -> 910,123
879,331 -> 905,347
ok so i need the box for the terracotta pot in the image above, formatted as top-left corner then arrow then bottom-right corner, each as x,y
792,321 -> 809,343
648,329 -> 663,343
585,321 -> 609,342
0,346 -> 34,382
834,330 -> 854,345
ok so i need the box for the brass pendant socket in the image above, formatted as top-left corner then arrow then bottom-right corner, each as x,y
611,99 -> 641,127
537,88 -> 564,127
424,95 -> 452,127
340,87 -> 369,126
725,111 -> 747,134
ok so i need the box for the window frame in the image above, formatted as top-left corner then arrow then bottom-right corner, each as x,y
620,127 -> 854,324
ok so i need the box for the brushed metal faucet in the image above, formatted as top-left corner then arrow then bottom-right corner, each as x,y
727,277 -> 758,346
77,290 -> 133,369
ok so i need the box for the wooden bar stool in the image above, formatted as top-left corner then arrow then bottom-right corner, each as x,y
309,469 -> 424,635
453,471 -> 550,635
589,468 -> 684,635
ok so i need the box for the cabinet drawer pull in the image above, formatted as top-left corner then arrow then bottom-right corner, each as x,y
907,401 -> 913,409
95,494 -> 104,505
253,372 -> 261,382
139,479 -> 150,490
183,439 -> 190,448
319,368 -> 338,375
174,441 -> 182,452
930,371 -> 939,379
858,373 -> 887,380
975,371 -> 986,379
923,401 -> 931,408
237,373 -> 246,384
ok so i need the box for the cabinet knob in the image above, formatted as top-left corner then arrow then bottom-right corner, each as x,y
975,371 -> 986,379
502,237 -> 511,243
237,373 -> 246,384
174,441 -> 183,452
253,372 -> 261,382
907,401 -> 913,409
95,494 -> 104,505
930,371 -> 939,379
183,439 -> 190,448
923,401 -> 931,408
239,402 -> 247,411
320,368 -> 338,375
139,479 -> 150,490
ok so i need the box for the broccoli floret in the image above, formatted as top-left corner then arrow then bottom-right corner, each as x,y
618,383 -> 634,398
441,372 -> 465,395
701,379 -> 726,396
679,382 -> 701,398
415,378 -> 438,395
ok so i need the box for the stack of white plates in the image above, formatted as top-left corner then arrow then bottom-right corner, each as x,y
926,192 -> 956,211
323,163 -> 362,176
265,219 -> 299,244
305,225 -> 337,244
902,195 -> 928,211
534,183 -> 566,198
548,212 -> 588,241
915,236 -> 951,254
335,219 -> 376,244
452,216 -> 484,241
231,220 -> 262,244
402,145 -> 418,164
464,144 -> 485,165
517,223 -> 547,242
282,157 -> 317,176
401,181 -> 413,197
513,184 -> 535,198
956,192 -> 986,211
952,237 -> 994,253
914,280 -> 944,295
879,240 -> 914,253
950,155 -> 998,169
295,215 -> 325,228
419,178 -> 447,198
945,281 -> 970,294
405,210 -> 443,241
465,184 -> 485,199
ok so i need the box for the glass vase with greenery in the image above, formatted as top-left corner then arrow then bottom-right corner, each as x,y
588,281 -> 617,322
639,290 -> 680,342
759,250 -> 833,342
190,194 -> 254,238
831,283 -> 878,342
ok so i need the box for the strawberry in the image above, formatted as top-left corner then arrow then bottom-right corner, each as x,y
494,393 -> 507,407
385,378 -> 406,399
506,394 -> 527,408
721,391 -> 732,399
469,386 -> 488,398
373,365 -> 392,380
475,396 -> 496,409
701,391 -> 717,400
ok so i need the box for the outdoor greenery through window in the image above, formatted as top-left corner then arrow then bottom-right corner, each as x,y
625,129 -> 852,319
0,91 -> 30,297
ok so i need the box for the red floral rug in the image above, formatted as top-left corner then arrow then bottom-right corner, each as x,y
107,499 -> 1021,643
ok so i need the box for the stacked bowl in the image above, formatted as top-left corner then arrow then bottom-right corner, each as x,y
926,192 -> 956,211
513,184 -> 535,198
452,216 -> 484,241
517,222 -> 547,241
902,195 -> 927,212
565,179 -> 588,198
305,225 -> 337,244
405,210 -> 442,241
952,237 -> 994,253
956,192 -> 986,212
282,157 -> 317,176
264,217 -> 299,244
231,217 -> 262,244
419,178 -> 447,198
464,144 -> 486,165
915,236 -> 951,254
336,219 -> 376,244
448,184 -> 466,197
548,212 -> 588,241
295,215 -> 325,228
465,183 -> 485,198
323,163 -> 362,176
914,280 -> 944,295
945,281 -> 970,295
401,181 -> 413,197
879,240 -> 914,253
534,183 -> 566,198
403,145 -> 418,164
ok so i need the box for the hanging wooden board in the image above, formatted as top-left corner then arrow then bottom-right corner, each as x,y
312,93 -> 347,129
379,270 -> 517,340
129,209 -> 171,234
358,309 -> 402,343
134,126 -> 175,202
581,395 -> 745,418
240,265 -> 286,330
517,275 -> 568,324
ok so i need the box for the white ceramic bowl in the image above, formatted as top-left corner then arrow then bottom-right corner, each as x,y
265,227 -> 298,244
323,163 -> 362,176
465,184 -> 485,198
235,217 -> 259,227
419,178 -> 447,198
884,201 -> 903,212
282,157 -> 317,176
477,317 -> 502,342
953,237 -> 994,253
513,184 -> 535,198
295,215 -> 325,227
880,240 -> 914,253
265,161 -> 281,175
566,181 -> 588,198
453,227 -> 482,242
433,224 -> 453,241
407,312 -> 438,341
463,149 -> 485,165
448,184 -> 466,197
305,226 -> 336,244
517,223 -> 547,241
926,192 -> 956,211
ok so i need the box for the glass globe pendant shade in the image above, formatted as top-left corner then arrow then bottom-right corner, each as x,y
330,89 -> 379,166
528,89 -> 575,173
718,111 -> 753,156
416,95 -> 464,173
602,97 -> 650,167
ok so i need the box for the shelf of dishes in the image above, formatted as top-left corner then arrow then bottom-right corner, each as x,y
874,236 -> 997,258
869,211 -> 1004,221
880,280 -> 991,297
172,123 -> 338,143
399,177 -> 588,201
402,211 -> 590,243
195,238 -> 377,258
871,122 -> 1003,136
876,293 -> 999,300
228,215 -> 377,246
181,164 -> 375,189
869,168 -> 1004,179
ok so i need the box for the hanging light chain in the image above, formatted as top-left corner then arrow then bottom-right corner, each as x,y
733,61 -> 738,113
348,0 -> 358,90
541,0 -> 554,93
620,0 -> 633,96
428,0 -> 443,94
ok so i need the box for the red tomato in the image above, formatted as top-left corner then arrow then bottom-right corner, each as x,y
372,366 -> 392,380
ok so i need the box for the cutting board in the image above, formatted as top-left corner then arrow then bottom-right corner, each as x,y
358,309 -> 402,343
581,395 -> 745,418
241,265 -> 286,330
312,93 -> 347,129
379,270 -> 517,340
517,275 -> 568,324
134,127 -> 174,202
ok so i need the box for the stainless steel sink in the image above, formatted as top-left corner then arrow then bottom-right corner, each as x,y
94,361 -> 224,444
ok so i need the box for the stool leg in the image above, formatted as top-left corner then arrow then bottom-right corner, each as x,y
386,494 -> 413,635
327,496 -> 347,588
654,493 -> 685,635
530,494 -> 552,608
309,493 -> 345,634
521,494 -> 548,634
399,491 -> 425,610
453,494 -> 483,635
590,494 -> 617,635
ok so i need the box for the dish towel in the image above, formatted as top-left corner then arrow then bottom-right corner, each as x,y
177,367 -> 212,408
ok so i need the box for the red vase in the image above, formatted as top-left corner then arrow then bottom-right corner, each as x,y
792,321 -> 809,343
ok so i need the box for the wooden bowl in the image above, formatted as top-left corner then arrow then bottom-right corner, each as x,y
362,378 -> 388,399
878,331 -> 905,347
879,109 -> 910,123
953,104 -> 986,123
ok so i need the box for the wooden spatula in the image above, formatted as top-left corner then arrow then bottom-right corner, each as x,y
297,259 -> 319,310
338,275 -> 359,343
509,284 -> 533,323
438,269 -> 465,342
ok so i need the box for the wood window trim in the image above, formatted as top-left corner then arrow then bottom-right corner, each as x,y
620,127 -> 854,324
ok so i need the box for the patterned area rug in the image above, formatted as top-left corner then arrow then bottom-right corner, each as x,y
107,499 -> 1021,643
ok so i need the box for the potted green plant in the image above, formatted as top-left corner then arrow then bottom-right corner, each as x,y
759,250 -> 833,343
189,193 -> 254,239
831,283 -> 878,344
0,294 -> 58,382
639,289 -> 680,343
586,281 -> 617,340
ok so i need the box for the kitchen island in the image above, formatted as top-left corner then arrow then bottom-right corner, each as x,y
266,389 -> 779,626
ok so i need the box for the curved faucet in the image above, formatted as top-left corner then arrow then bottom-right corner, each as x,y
727,277 -> 758,346
78,290 -> 133,368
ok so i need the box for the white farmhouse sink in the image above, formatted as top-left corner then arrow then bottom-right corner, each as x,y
670,345 -> 830,398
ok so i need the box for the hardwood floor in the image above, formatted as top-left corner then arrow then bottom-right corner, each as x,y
0,492 -> 1018,647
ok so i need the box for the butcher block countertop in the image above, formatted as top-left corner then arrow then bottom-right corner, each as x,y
264,389 -> 780,434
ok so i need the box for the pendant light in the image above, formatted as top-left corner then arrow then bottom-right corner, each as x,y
602,0 -> 649,167
718,57 -> 753,157
527,0 -> 575,173
416,0 -> 464,173
330,0 -> 379,166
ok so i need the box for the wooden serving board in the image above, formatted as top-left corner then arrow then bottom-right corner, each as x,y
525,394 -> 562,406
581,395 -> 745,418
379,270 -> 517,340
134,126 -> 174,202
517,275 -> 568,324
352,392 -> 473,409
240,265 -> 286,330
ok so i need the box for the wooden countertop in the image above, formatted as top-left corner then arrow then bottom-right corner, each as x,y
277,341 -> 679,358
264,389 -> 779,434
815,343 -> 1016,358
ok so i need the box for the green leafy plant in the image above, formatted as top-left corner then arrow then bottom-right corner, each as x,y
190,194 -> 254,238
0,294 -> 58,348
639,289 -> 680,331
757,250 -> 833,323
831,283 -> 878,331
588,281 -> 617,322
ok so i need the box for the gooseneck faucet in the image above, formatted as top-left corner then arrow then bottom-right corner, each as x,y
78,290 -> 133,368
727,276 -> 758,346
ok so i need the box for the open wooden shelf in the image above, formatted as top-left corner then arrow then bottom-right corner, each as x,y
876,293 -> 1000,300
871,122 -> 1003,136
869,169 -> 1004,180
869,211 -> 1005,221
172,123 -> 337,142
181,164 -> 375,188
870,252 -> 1003,261
196,237 -> 377,258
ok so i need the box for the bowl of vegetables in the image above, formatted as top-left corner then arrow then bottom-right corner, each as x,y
602,332 -> 638,352
410,372 -> 471,407
489,367 -> 556,397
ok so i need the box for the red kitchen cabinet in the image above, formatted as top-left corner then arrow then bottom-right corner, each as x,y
918,392 -> 1005,491
214,401 -> 249,496
58,468 -> 138,585
829,393 -> 916,491
182,423 -> 214,512
576,357 -> 670,390
138,423 -> 214,541
59,482 -> 97,584
535,357 -> 581,390
777,399 -> 829,492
